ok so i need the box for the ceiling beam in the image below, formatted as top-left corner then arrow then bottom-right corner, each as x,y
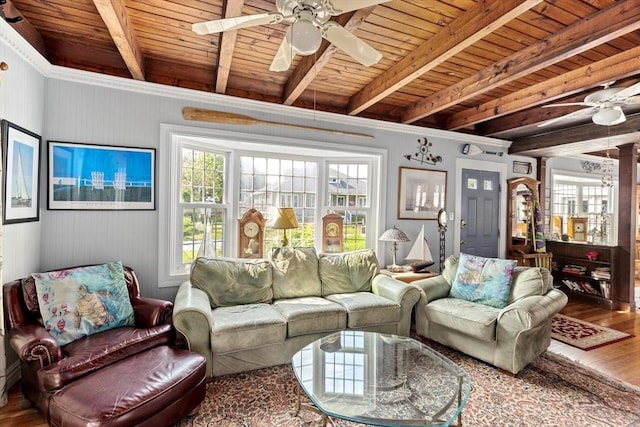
92,0 -> 145,80
346,0 -> 542,116
509,112 -> 640,157
2,0 -> 46,56
401,0 -> 640,124
215,0 -> 245,94
282,10 -> 369,106
447,45 -> 640,130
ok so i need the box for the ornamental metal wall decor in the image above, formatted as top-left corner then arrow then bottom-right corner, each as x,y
404,137 -> 442,165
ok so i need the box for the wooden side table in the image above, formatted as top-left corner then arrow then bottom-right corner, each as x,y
380,269 -> 439,283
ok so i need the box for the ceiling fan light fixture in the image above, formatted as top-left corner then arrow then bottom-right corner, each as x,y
592,107 -> 625,126
289,19 -> 322,55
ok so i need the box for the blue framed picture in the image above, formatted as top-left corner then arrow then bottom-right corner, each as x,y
2,120 -> 41,224
48,141 -> 155,210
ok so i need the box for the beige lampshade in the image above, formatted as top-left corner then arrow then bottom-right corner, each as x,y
267,207 -> 299,229
267,207 -> 299,247
379,226 -> 410,242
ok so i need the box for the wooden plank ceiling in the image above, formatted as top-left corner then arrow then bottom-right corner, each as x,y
4,0 -> 640,157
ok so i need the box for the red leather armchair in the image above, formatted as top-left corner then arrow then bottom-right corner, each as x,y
3,266 -> 174,419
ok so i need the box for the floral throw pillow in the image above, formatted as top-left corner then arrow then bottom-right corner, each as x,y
449,253 -> 517,309
32,261 -> 135,346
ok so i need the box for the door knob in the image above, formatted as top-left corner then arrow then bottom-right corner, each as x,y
460,220 -> 466,229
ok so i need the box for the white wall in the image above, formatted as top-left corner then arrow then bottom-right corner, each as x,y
0,27 -> 45,289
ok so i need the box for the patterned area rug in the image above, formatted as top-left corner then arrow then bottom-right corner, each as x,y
551,313 -> 634,350
176,339 -> 640,427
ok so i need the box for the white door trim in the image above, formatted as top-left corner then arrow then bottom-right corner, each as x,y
454,159 -> 508,257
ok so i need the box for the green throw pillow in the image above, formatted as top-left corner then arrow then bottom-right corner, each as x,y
449,253 -> 516,308
32,261 -> 135,346
319,249 -> 379,295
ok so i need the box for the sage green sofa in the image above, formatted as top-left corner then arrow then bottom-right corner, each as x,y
173,248 -> 421,377
413,255 -> 568,374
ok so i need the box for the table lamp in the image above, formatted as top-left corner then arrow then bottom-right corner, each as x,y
379,226 -> 410,272
267,207 -> 299,246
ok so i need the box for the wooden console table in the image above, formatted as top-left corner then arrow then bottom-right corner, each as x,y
380,269 -> 439,283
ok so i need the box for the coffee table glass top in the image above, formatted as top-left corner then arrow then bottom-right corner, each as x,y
291,331 -> 471,426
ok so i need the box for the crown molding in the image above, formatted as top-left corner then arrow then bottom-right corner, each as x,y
1,18 -> 509,148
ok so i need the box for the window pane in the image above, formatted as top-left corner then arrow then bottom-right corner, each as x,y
240,156 -> 318,250
182,148 -> 225,203
327,163 -> 370,252
181,207 -> 225,263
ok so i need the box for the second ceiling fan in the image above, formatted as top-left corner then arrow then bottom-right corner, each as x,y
539,81 -> 640,127
192,0 -> 390,72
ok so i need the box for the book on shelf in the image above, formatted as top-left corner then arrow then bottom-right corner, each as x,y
561,264 -> 587,275
591,266 -> 610,280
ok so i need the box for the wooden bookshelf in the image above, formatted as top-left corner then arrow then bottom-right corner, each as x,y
546,240 -> 617,310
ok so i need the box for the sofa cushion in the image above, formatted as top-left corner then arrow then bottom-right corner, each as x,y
270,247 -> 321,299
39,324 -> 173,391
211,304 -> 286,353
425,298 -> 500,342
190,257 -> 273,307
508,266 -> 553,304
319,249 -> 379,296
326,292 -> 400,328
32,261 -> 135,346
449,253 -> 517,309
273,297 -> 346,337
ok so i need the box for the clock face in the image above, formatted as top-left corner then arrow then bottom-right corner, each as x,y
325,222 -> 340,237
243,221 -> 260,238
575,223 -> 584,232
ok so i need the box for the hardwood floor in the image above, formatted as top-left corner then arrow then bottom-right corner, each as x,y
1,298 -> 639,425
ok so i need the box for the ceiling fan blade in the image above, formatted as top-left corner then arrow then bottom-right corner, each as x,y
322,22 -> 382,67
542,102 -> 593,108
612,81 -> 640,100
192,13 -> 283,35
537,107 -> 596,127
326,0 -> 392,14
270,36 -> 294,72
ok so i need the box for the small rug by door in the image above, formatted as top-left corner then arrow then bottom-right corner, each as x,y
551,313 -> 633,350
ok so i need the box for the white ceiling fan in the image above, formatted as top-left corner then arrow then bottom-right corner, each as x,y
192,0 -> 390,72
538,81 -> 640,127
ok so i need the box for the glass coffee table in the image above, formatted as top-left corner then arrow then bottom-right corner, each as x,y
291,331 -> 471,426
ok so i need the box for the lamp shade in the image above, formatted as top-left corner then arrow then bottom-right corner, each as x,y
267,207 -> 299,229
592,107 -> 626,126
379,226 -> 410,242
288,19 -> 322,56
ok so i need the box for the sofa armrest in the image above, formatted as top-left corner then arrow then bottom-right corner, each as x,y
131,297 -> 173,327
411,275 -> 451,303
497,288 -> 568,331
371,274 -> 421,336
372,274 -> 420,306
173,281 -> 214,374
9,324 -> 63,368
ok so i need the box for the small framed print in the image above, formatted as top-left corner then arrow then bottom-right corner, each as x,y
2,120 -> 41,224
397,167 -> 447,220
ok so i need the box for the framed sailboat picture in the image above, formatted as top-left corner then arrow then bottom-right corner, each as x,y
2,120 -> 41,224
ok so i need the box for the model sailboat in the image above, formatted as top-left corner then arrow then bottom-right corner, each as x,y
405,225 -> 434,272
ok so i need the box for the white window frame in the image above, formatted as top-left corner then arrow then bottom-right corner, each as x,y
158,124 -> 386,287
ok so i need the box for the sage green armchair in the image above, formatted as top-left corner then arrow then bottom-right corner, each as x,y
413,255 -> 567,374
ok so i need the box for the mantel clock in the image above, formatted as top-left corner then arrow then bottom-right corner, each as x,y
238,208 -> 266,258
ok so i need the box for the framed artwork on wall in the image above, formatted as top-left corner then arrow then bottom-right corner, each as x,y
48,141 -> 156,210
2,120 -> 41,224
397,166 -> 447,220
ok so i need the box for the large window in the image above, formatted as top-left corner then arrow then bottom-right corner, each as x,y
551,172 -> 616,243
159,127 -> 384,286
